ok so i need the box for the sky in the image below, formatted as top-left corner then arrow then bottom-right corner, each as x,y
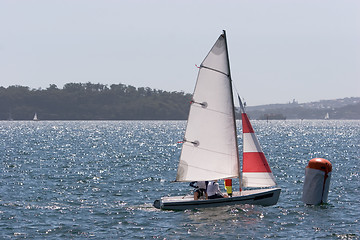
0,0 -> 359,106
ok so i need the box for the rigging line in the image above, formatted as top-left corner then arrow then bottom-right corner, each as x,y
191,103 -> 232,116
232,84 -> 246,113
238,94 -> 246,113
200,65 -> 229,77
232,85 -> 241,101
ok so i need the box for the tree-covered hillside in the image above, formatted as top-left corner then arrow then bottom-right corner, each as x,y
1,83 -> 359,120
0,83 -> 192,120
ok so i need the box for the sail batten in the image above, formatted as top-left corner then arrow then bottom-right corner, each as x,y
200,65 -> 229,76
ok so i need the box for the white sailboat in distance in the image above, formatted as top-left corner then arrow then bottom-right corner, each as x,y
33,113 -> 39,121
325,112 -> 330,120
153,31 -> 280,210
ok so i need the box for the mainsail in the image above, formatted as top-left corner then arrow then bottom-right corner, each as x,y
238,97 -> 276,187
176,31 -> 240,182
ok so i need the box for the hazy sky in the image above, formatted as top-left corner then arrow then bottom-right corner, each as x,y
1,0 -> 359,105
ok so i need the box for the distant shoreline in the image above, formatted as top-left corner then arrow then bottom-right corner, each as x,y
1,84 -> 359,120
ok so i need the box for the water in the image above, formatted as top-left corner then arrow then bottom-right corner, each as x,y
0,120 -> 359,239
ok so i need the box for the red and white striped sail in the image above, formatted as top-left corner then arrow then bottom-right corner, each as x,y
239,99 -> 276,188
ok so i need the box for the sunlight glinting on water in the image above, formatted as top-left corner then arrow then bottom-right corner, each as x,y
0,120 -> 359,239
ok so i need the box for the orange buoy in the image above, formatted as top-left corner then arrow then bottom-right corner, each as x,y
302,158 -> 332,205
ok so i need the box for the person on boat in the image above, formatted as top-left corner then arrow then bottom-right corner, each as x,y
207,180 -> 228,199
189,181 -> 208,200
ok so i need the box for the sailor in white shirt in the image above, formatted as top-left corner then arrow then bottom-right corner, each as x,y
207,180 -> 228,199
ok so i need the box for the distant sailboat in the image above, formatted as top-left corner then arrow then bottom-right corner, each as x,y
153,31 -> 280,210
325,112 -> 330,120
33,113 -> 39,121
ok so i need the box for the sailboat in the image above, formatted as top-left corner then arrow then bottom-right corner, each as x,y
153,31 -> 280,210
325,112 -> 330,120
33,113 -> 39,121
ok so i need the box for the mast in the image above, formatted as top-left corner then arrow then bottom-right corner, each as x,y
237,95 -> 246,191
223,30 -> 241,191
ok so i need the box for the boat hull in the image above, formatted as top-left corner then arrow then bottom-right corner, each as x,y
153,188 -> 281,210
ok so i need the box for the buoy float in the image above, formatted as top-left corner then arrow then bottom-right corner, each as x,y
224,179 -> 233,197
302,158 -> 332,205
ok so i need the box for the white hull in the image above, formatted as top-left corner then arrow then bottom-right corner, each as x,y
153,188 -> 281,210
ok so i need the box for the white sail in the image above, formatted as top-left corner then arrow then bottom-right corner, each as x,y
176,32 -> 240,182
325,113 -> 330,120
33,113 -> 38,121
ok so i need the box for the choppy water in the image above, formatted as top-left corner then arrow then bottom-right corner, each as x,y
0,120 -> 359,239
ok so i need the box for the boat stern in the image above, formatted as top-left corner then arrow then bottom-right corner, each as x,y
256,187 -> 281,206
